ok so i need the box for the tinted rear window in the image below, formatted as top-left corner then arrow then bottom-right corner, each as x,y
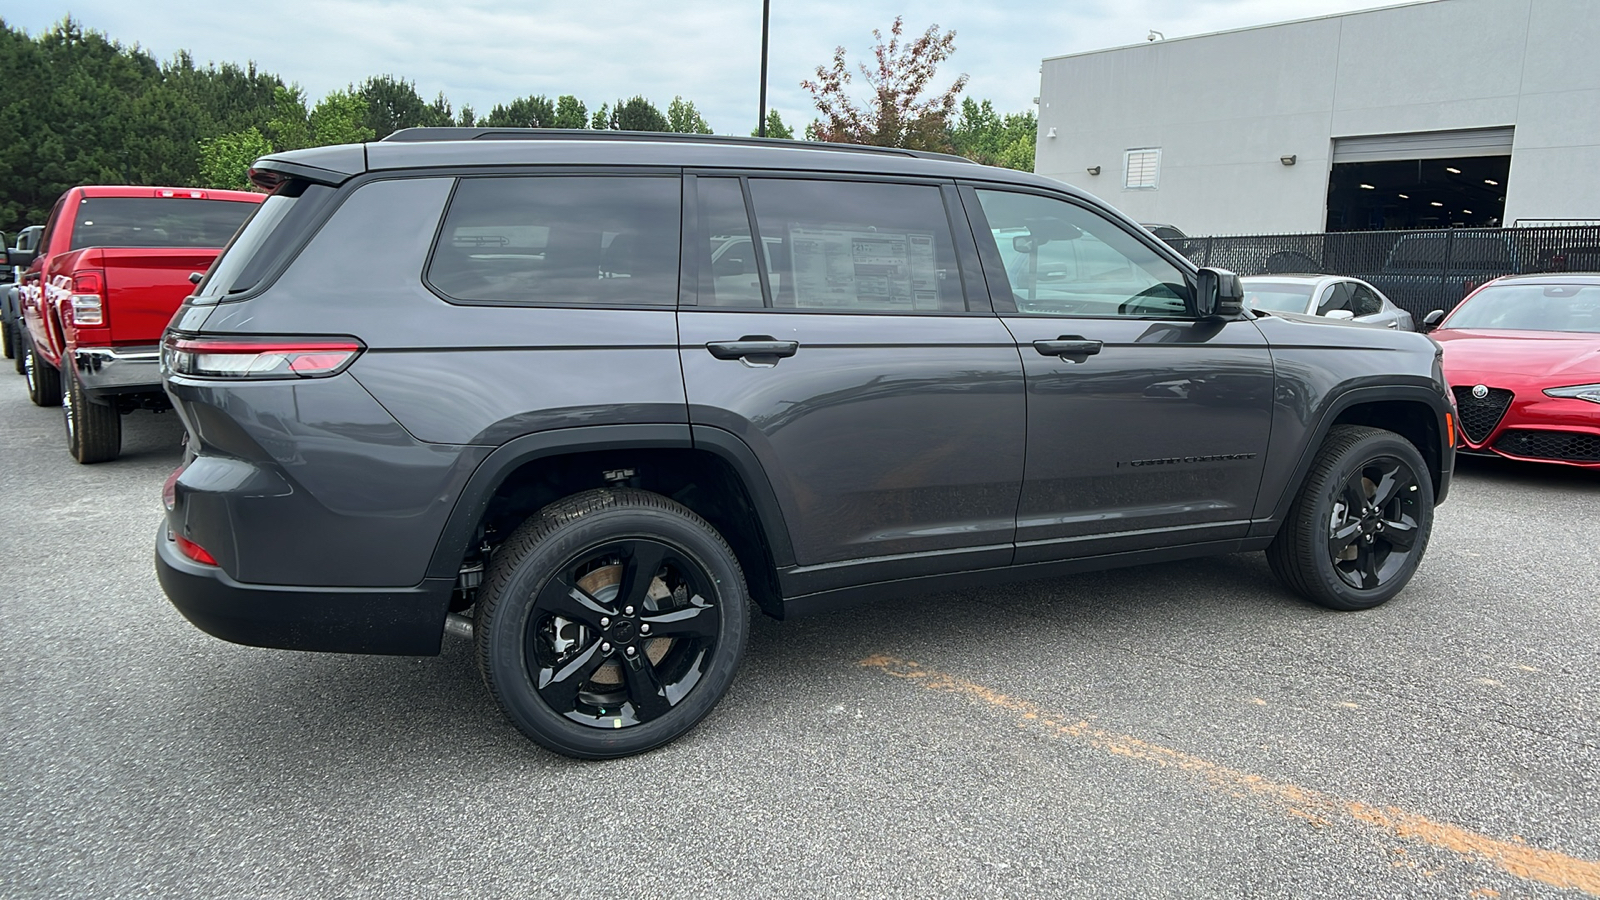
69,197 -> 258,250
426,176 -> 681,306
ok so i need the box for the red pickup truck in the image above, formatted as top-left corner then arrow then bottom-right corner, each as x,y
11,185 -> 262,462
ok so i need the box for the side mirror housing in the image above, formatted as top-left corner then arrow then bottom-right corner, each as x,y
1195,267 -> 1244,317
1421,309 -> 1445,333
1324,309 -> 1356,321
6,247 -> 37,268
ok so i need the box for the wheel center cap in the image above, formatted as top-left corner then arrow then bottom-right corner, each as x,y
611,619 -> 637,643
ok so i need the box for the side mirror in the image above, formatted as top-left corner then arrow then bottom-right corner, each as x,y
1012,234 -> 1038,255
1195,267 -> 1244,317
1324,309 -> 1356,321
7,247 -> 37,268
1421,309 -> 1445,333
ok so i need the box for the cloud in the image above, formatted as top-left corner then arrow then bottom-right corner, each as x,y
10,0 -> 1412,134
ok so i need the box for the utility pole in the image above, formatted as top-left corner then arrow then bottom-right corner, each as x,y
758,0 -> 771,137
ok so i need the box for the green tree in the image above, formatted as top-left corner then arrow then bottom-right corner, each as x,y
308,89 -> 374,145
666,96 -> 712,134
457,105 -> 476,127
590,103 -> 609,130
800,17 -> 967,151
483,94 -> 556,128
607,96 -> 668,132
752,109 -> 793,139
197,126 -> 272,190
949,98 -> 1036,171
354,74 -> 451,139
553,95 -> 587,129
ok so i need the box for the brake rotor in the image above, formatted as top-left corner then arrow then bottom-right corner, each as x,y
576,563 -> 673,686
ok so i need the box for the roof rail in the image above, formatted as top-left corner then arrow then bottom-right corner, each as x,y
379,127 -> 976,164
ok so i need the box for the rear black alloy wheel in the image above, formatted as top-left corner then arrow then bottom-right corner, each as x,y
23,337 -> 61,407
1268,425 -> 1434,610
475,488 -> 749,759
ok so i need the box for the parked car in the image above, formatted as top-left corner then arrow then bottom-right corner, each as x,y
3,224 -> 45,370
1242,274 -> 1415,330
156,129 -> 1455,759
11,186 -> 262,462
1366,230 -> 1523,315
1423,274 -> 1600,466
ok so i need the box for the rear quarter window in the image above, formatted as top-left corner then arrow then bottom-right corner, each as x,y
192,182 -> 337,303
426,176 -> 681,307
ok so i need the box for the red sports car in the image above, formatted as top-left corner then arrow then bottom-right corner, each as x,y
1425,274 -> 1600,467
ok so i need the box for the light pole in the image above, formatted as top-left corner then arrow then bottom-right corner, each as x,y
758,0 -> 770,136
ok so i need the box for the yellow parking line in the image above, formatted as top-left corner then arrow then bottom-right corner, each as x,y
860,654 -> 1600,896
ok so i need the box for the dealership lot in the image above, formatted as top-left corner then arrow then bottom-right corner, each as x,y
2,385 -> 1596,898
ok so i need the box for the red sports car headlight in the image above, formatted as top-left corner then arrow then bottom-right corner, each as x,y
1543,384 -> 1600,404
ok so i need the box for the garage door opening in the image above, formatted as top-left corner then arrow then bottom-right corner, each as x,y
1326,156 -> 1510,231
1325,127 -> 1514,232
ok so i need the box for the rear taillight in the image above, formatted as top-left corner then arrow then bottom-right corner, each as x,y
163,334 -> 364,379
70,269 -> 106,326
162,461 -> 188,511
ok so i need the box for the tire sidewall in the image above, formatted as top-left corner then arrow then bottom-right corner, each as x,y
1303,433 -> 1435,609
481,504 -> 749,758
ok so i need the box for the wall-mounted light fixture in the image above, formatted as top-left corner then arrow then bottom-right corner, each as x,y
1086,165 -> 1101,175
1046,127 -> 1058,139
1280,155 -> 1297,166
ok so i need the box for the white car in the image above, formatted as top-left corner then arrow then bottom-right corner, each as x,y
1241,274 -> 1415,330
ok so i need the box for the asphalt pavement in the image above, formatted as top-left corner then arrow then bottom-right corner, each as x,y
2,372 -> 1597,899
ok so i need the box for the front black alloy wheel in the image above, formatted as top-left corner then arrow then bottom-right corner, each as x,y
1267,425 -> 1435,610
475,489 -> 749,759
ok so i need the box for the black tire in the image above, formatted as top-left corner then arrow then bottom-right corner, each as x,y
1267,425 -> 1434,610
474,488 -> 750,759
1,319 -> 13,360
23,336 -> 61,407
11,324 -> 25,374
63,363 -> 122,463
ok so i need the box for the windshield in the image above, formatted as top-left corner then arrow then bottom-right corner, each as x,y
68,197 -> 257,250
1444,283 -> 1600,333
1244,281 -> 1314,314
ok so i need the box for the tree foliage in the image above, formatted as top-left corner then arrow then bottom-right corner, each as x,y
950,99 -> 1036,171
752,109 -> 793,139
800,17 -> 968,152
483,94 -> 556,128
667,97 -> 712,134
354,74 -> 451,139
606,96 -> 670,132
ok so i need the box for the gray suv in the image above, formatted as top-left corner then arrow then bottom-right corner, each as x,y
156,130 -> 1455,758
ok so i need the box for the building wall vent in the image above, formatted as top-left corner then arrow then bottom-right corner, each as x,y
1124,148 -> 1161,190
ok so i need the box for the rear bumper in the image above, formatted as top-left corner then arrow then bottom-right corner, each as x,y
155,525 -> 454,655
73,344 -> 161,397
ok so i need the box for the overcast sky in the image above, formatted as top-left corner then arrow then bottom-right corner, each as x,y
11,0 -> 1425,134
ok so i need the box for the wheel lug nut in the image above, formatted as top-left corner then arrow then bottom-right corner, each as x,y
601,642 -> 612,652
640,624 -> 651,635
600,617 -> 610,627
624,605 -> 635,616
625,646 -> 636,656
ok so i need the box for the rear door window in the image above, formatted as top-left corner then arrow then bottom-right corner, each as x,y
426,176 -> 680,306
193,183 -> 336,302
745,179 -> 967,313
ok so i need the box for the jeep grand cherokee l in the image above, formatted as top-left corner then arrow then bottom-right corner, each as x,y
156,130 -> 1455,759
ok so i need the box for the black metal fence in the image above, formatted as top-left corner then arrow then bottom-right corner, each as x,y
1167,224 -> 1600,317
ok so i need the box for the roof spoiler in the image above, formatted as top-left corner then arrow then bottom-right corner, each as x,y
248,144 -> 368,190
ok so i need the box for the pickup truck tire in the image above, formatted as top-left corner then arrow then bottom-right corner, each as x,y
1267,425 -> 1434,611
1,320 -> 13,360
63,364 -> 122,463
23,337 -> 61,407
11,324 -> 25,374
474,488 -> 750,759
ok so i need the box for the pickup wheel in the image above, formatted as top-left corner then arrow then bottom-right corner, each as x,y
1,319 -> 13,360
1267,425 -> 1434,610
11,322 -> 25,374
63,364 -> 122,463
474,488 -> 750,759
23,336 -> 61,407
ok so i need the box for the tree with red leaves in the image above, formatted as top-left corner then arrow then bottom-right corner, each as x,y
800,18 -> 969,152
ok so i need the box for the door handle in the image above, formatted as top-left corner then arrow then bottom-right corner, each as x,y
706,336 -> 799,364
1033,336 -> 1103,358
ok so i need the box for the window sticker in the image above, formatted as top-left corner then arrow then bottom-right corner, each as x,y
788,226 -> 940,310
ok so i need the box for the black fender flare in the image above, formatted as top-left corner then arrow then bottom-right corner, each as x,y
1256,383 -> 1453,537
425,423 -> 797,580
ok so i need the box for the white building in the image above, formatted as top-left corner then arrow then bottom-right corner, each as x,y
1033,0 -> 1600,235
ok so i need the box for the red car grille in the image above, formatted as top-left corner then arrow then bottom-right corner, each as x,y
1451,386 -> 1514,443
1493,429 -> 1600,462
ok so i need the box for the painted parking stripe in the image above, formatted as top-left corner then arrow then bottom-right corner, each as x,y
860,654 -> 1600,896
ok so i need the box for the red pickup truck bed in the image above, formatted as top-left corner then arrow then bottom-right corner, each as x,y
16,185 -> 263,463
